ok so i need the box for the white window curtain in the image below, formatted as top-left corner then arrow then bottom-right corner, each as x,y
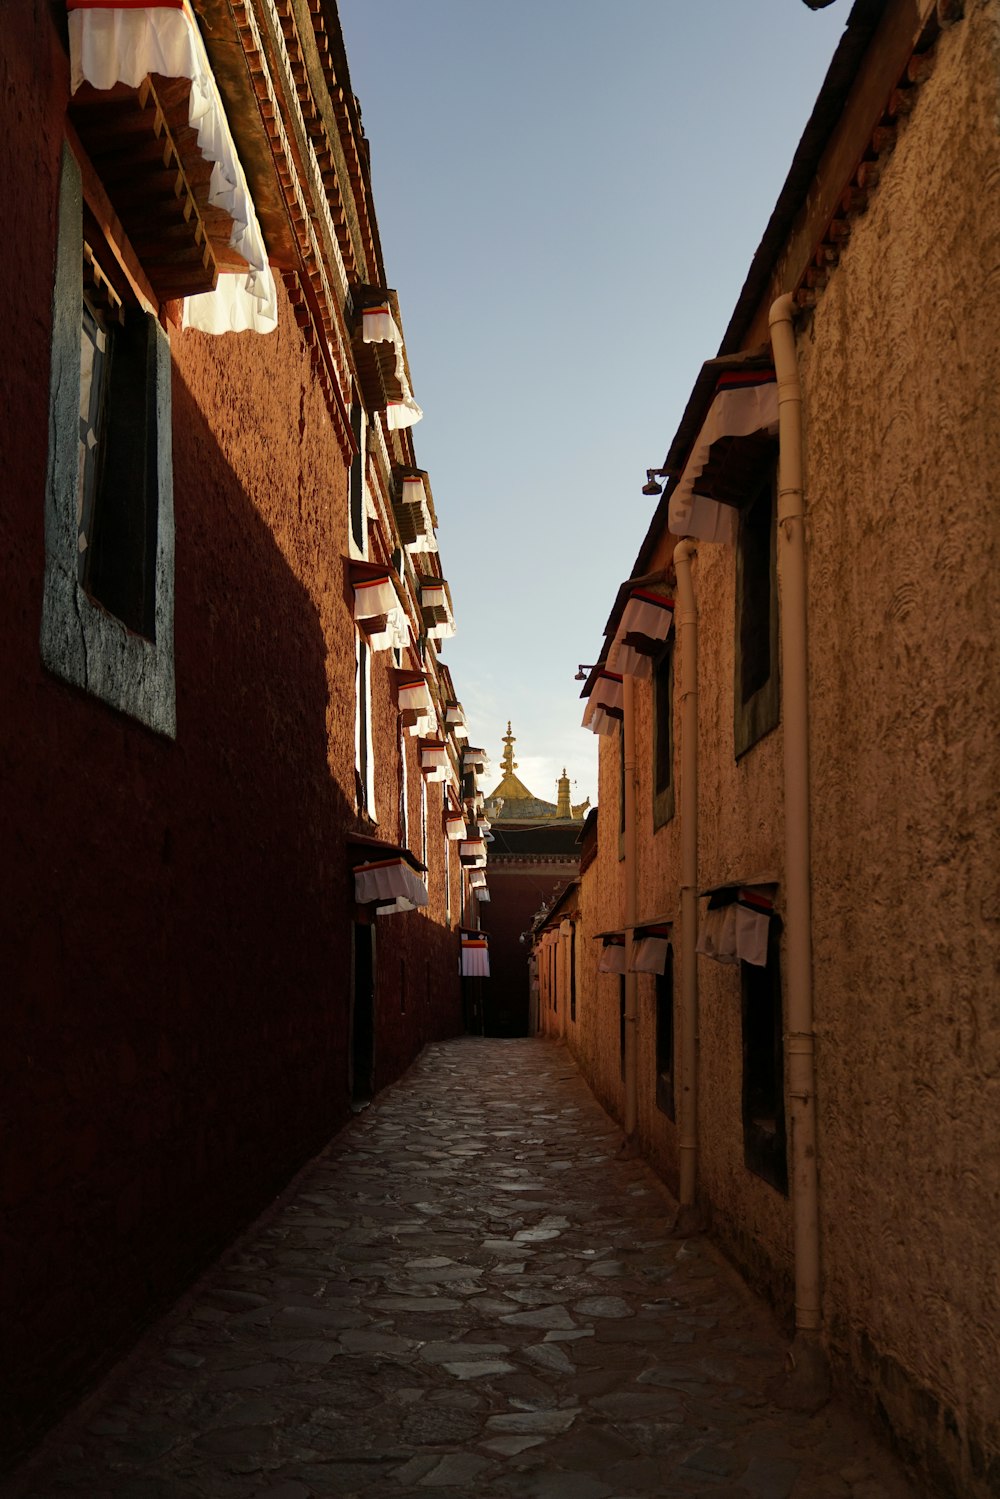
68,1 -> 278,334
697,887 -> 775,968
353,857 -> 427,909
355,632 -> 376,820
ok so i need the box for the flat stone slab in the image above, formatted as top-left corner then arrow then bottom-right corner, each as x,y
441,1360 -> 517,1380
499,1305 -> 577,1331
571,1295 -> 633,1319
485,1409 -> 580,1435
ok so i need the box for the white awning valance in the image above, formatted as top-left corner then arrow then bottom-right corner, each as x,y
461,933 -> 490,978
669,372 -> 778,543
362,306 -> 423,429
445,701 -> 469,739
354,856 -> 428,910
460,839 -> 487,867
697,886 -> 776,968
68,0 -> 279,335
630,924 -> 672,974
444,810 -> 467,841
473,887 -> 491,903
419,742 -> 450,781
396,672 -> 432,716
353,570 -> 399,620
610,591 -> 674,681
596,932 -> 626,975
468,868 -> 487,888
581,669 -> 624,737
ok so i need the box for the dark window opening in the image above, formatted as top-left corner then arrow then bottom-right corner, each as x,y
734,459 -> 780,757
351,922 -> 375,1109
655,949 -> 675,1119
618,724 -> 626,862
350,402 -> 365,552
569,926 -> 576,1023
741,921 -> 788,1194
619,975 -> 626,1078
653,644 -> 675,829
78,247 -> 160,640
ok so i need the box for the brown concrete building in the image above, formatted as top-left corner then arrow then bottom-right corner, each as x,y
543,3 -> 1000,1495
0,0 -> 483,1465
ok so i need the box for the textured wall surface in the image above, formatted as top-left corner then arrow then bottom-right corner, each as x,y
796,9 -> 1000,1491
563,10 -> 999,1495
0,2 -> 461,1465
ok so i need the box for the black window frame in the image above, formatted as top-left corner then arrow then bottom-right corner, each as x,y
734,457 -> 780,759
741,918 -> 788,1194
652,641 -> 675,830
41,142 -> 175,737
655,948 -> 675,1119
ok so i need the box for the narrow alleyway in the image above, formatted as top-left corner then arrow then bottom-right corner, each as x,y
4,1040 -> 920,1499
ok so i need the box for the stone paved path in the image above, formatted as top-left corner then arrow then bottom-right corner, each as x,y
3,1038 -> 921,1499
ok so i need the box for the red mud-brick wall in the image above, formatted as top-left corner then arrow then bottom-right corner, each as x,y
0,0 -> 459,1465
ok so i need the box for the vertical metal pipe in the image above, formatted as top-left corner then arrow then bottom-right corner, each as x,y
623,674 -> 638,1137
769,293 -> 822,1340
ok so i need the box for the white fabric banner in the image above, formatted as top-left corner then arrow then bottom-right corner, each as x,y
696,905 -> 739,965
598,943 -> 627,975
630,935 -> 670,974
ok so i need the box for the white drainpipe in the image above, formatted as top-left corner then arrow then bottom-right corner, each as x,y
673,539 -> 701,1228
622,673 -> 638,1141
768,293 -> 828,1406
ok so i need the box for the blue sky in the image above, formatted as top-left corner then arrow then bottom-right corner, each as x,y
339,0 -> 849,808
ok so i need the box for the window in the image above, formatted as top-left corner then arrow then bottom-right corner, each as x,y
569,925 -> 576,1023
349,400 -> 367,556
618,724 -> 626,862
652,644 -> 674,829
355,633 -> 375,818
734,459 -> 779,757
42,143 -> 175,735
653,953 -> 677,1121
741,920 -> 788,1193
398,717 -> 409,847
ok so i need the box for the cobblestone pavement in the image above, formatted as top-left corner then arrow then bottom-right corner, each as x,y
4,1038 -> 922,1499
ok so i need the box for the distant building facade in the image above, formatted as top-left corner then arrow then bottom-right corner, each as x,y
477,725 -> 586,1035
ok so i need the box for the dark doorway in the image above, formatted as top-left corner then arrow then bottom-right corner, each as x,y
351,922 -> 375,1109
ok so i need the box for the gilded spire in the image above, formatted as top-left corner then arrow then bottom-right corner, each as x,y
501,721 -> 518,777
556,767 -> 572,819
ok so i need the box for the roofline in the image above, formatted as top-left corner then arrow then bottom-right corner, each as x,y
630,0 -> 888,580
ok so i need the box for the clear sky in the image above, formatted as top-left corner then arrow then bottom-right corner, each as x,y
339,0 -> 850,809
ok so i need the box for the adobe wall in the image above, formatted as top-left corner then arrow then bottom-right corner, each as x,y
793,9 -> 1000,1489
563,739 -> 628,1118
0,2 -> 461,1464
